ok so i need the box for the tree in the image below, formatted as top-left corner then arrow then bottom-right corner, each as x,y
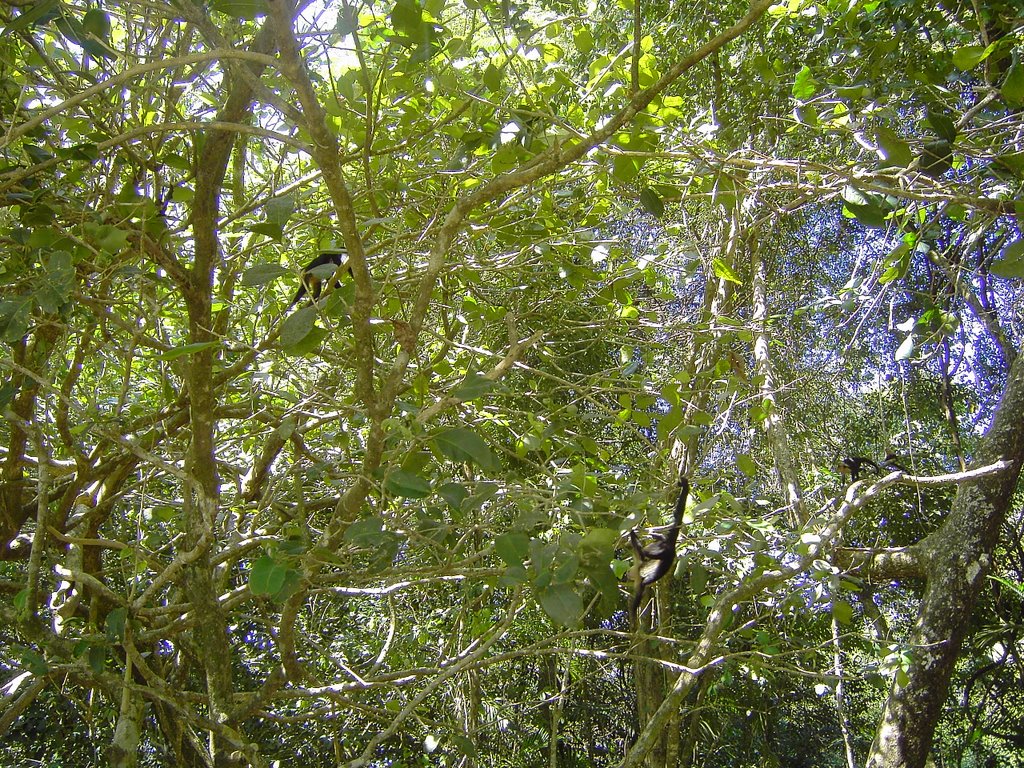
2,0 -> 1023,767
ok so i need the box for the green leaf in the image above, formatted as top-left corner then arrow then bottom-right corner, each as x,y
952,44 -> 988,71
792,65 -> 817,100
438,482 -> 469,511
1003,64 -> 1024,107
105,607 -> 127,643
249,555 -> 286,596
344,517 -> 386,546
990,240 -> 1024,279
281,306 -> 317,346
711,258 -> 742,285
841,186 -> 888,228
242,263 -> 290,286
34,251 -> 75,313
638,187 -> 664,217
573,26 -> 594,55
919,140 -> 953,178
273,569 -> 302,601
385,469 -> 432,498
210,0 -> 268,20
4,0 -> 59,32
736,454 -> 757,476
391,0 -> 424,35
159,341 -> 220,361
832,599 -> 854,625
251,222 -> 284,240
875,127 -> 912,168
577,528 -> 618,565
537,583 -> 583,627
452,373 -> 495,401
925,108 -> 957,143
21,649 -> 48,676
87,644 -> 106,674
495,531 -> 530,565
265,194 -> 295,225
433,428 -> 498,469
337,5 -> 359,35
483,63 -> 502,92
552,554 -> 579,584
82,9 -> 111,39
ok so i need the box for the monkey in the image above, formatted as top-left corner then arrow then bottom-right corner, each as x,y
629,476 -> 688,619
837,456 -> 881,482
289,249 -> 351,307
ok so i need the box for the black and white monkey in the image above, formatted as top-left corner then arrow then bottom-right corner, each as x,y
837,456 -> 881,482
629,476 -> 688,619
290,249 -> 351,306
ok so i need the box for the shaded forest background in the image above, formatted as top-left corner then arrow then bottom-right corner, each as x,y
1,0 -> 1023,767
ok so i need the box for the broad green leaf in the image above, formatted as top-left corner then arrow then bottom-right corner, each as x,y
495,532 -> 530,565
919,140 -> 953,178
21,649 -> 48,676
792,65 -> 817,100
952,44 -> 988,71
265,194 -> 295,225
453,374 -> 494,401
639,187 -> 664,217
105,607 -> 126,643
336,5 -> 359,35
34,251 -> 75,313
4,0 -> 59,32
990,240 -> 1024,278
736,454 -> 757,476
344,517 -> 386,546
433,428 -> 498,469
280,306 -> 316,346
578,528 -> 618,564
210,0 -> 268,19
242,263 -> 290,286
925,109 -> 957,143
438,482 -> 469,511
483,63 -> 502,92
832,599 -> 854,625
391,0 -> 424,35
87,644 -> 106,674
251,222 -> 284,240
82,9 -> 111,39
552,554 -> 579,584
538,583 -> 583,627
875,127 -> 912,168
249,555 -> 286,595
1003,64 -> 1024,107
385,469 -> 432,498
573,27 -> 594,55
841,186 -> 888,228
499,564 -> 529,586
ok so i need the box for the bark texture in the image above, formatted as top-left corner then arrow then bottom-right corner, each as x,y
866,348 -> 1024,768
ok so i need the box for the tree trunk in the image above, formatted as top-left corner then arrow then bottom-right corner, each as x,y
865,348 -> 1024,767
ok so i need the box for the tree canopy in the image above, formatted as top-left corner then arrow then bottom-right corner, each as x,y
1,0 -> 1023,767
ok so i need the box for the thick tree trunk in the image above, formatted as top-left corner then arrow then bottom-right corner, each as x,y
865,348 -> 1024,768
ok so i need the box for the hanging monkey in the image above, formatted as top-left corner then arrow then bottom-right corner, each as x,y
629,475 -> 688,619
289,249 -> 351,307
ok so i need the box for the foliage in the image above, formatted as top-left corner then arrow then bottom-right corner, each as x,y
1,0 -> 1023,766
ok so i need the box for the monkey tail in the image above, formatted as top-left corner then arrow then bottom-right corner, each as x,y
630,584 -> 646,622
672,477 -> 689,525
